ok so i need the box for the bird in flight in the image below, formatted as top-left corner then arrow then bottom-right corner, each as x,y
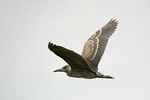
48,19 -> 118,79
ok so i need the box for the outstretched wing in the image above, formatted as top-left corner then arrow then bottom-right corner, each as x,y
48,42 -> 92,71
82,19 -> 118,72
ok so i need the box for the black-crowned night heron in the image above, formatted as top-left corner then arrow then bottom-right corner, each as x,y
48,19 -> 118,79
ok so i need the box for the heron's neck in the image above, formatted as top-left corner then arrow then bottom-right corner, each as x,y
65,65 -> 71,74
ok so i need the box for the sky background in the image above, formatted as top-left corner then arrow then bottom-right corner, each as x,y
0,0 -> 150,100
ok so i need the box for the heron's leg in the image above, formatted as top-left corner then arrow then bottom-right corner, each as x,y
103,75 -> 114,79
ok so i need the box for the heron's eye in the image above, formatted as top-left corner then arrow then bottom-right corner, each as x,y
62,65 -> 67,69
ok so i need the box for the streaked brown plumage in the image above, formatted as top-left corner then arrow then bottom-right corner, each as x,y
48,19 -> 118,79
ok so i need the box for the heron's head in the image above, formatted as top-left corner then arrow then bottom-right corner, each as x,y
53,65 -> 70,73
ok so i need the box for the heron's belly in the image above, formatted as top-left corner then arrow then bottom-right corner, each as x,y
67,71 -> 97,79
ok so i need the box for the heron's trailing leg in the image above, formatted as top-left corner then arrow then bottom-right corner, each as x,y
96,72 -> 114,79
103,75 -> 114,79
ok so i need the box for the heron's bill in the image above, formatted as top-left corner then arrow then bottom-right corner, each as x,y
53,69 -> 64,72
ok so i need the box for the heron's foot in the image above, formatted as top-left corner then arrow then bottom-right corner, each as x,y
103,75 -> 114,79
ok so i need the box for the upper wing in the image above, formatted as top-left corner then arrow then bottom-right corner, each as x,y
48,42 -> 92,71
81,19 -> 118,72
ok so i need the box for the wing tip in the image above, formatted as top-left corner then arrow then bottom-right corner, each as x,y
48,42 -> 54,50
109,18 -> 119,24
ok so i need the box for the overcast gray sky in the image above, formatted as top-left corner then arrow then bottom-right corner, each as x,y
0,0 -> 150,100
